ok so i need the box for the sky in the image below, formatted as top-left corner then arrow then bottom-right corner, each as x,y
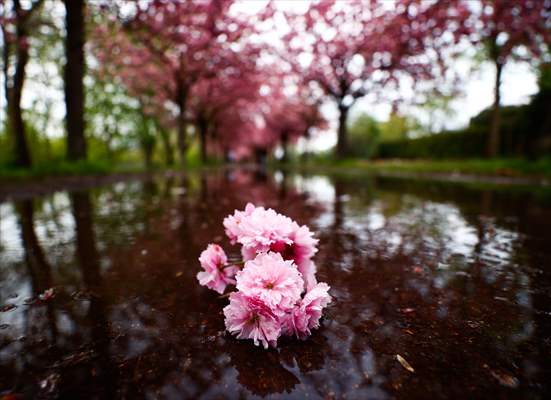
1,0 -> 541,153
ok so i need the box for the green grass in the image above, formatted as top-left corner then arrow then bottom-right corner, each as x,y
0,160 -> 149,182
296,156 -> 551,179
0,134 -> 213,182
2,155 -> 551,184
0,154 -> 223,183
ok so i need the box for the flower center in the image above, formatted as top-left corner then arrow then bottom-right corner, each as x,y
265,282 -> 274,289
270,241 -> 296,261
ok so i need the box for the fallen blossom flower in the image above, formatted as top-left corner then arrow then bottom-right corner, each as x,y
201,205 -> 331,348
281,282 -> 332,339
223,292 -> 281,349
301,282 -> 332,330
196,244 -> 238,294
236,252 -> 304,310
273,224 -> 318,269
297,260 -> 318,292
224,203 -> 318,268
280,304 -> 309,340
223,202 -> 256,244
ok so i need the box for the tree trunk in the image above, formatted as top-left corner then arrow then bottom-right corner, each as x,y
8,31 -> 32,167
255,147 -> 267,166
198,117 -> 208,163
8,81 -> 32,167
3,0 -> 45,168
336,104 -> 349,159
176,87 -> 187,164
177,113 -> 187,164
64,0 -> 87,161
280,132 -> 289,163
159,128 -> 174,167
2,25 -> 10,131
143,143 -> 154,169
488,61 -> 503,158
140,116 -> 154,169
223,147 -> 231,163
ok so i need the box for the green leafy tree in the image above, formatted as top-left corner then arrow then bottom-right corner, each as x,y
379,113 -> 415,142
347,113 -> 381,159
86,79 -> 137,162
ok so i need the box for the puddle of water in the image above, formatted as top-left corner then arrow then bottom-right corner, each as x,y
1,168 -> 550,399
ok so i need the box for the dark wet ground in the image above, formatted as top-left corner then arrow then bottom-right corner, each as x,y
1,168 -> 550,399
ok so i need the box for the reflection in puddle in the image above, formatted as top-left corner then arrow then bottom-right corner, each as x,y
1,169 -> 551,398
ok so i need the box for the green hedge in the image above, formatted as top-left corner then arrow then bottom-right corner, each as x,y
378,128 -> 487,159
376,100 -> 551,159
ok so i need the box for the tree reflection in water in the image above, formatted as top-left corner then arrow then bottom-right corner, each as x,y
0,169 -> 550,398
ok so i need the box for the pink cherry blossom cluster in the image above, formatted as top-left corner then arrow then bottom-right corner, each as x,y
196,203 -> 331,348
